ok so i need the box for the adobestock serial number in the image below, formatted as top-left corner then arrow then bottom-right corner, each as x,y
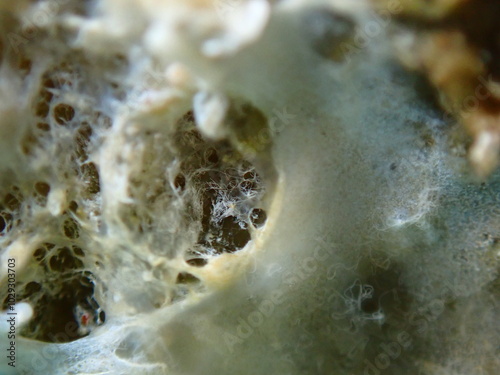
6,258 -> 17,368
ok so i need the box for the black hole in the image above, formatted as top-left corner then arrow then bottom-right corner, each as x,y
205,148 -> 219,164
61,249 -> 72,268
72,245 -> 85,257
49,255 -> 61,272
227,178 -> 238,191
220,217 -> 251,251
178,111 -> 195,126
69,201 -> 78,213
81,162 -> 100,194
36,101 -> 50,117
35,181 -> 50,197
186,258 -> 208,267
98,310 -> 106,324
361,299 -> 379,314
23,282 -> 42,298
54,103 -> 75,125
23,271 -> 104,343
49,247 -> 82,272
32,296 -> 78,342
4,193 -> 21,211
40,85 -> 53,103
75,124 -> 92,161
18,57 -> 31,72
305,9 -> 356,61
44,242 -> 55,250
36,122 -> 50,131
42,77 -> 55,90
33,248 -> 46,262
233,230 -> 251,250
243,170 -> 256,180
240,180 -> 256,191
176,272 -> 200,284
174,174 -> 186,191
0,212 -> 13,234
63,218 -> 80,239
250,208 -> 267,228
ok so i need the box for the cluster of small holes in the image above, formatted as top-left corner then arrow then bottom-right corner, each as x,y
0,59 -> 113,342
0,189 -> 23,237
25,61 -> 110,165
4,46 -> 271,336
114,110 -> 270,291
49,246 -> 84,272
32,242 -> 86,274
172,111 -> 268,273
0,238 -> 104,343
18,61 -> 107,221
